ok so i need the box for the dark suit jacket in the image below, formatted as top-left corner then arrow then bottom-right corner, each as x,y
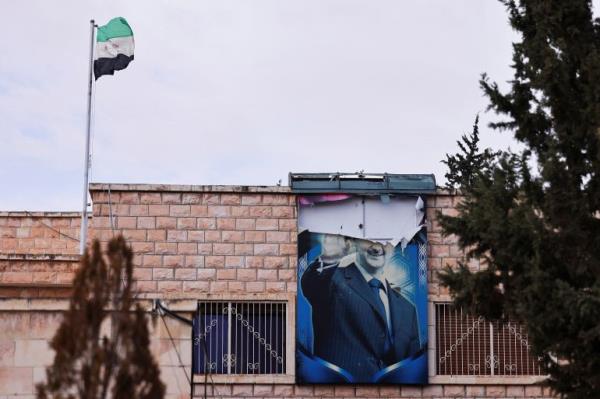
301,261 -> 420,381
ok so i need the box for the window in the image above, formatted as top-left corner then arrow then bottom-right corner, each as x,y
192,301 -> 287,375
435,303 -> 543,377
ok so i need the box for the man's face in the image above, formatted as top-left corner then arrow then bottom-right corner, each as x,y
321,235 -> 351,259
355,239 -> 386,270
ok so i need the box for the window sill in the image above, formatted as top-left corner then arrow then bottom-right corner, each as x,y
192,373 -> 295,384
429,375 -> 546,385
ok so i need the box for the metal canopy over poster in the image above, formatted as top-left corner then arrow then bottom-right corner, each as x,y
295,178 -> 429,384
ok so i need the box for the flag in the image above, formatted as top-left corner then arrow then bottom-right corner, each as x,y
94,17 -> 134,80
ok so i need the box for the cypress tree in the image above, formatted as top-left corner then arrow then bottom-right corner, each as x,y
36,237 -> 165,399
439,1 -> 600,396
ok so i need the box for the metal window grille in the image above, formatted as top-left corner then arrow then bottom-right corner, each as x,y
193,301 -> 287,375
435,303 -> 543,376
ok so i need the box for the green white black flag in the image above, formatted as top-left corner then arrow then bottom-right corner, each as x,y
94,17 -> 134,80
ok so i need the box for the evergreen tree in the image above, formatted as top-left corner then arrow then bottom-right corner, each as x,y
442,115 -> 500,191
439,1 -> 600,397
37,237 -> 165,399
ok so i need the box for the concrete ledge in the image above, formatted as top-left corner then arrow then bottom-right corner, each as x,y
0,254 -> 80,262
88,182 -> 457,196
429,375 -> 546,385
0,298 -> 71,311
0,211 -> 82,217
192,374 -> 295,385
89,183 -> 292,193
0,283 -> 73,289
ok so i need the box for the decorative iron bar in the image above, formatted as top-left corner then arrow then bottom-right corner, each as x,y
435,303 -> 543,376
193,301 -> 287,375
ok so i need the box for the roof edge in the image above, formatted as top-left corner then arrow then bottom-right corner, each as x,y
89,182 -> 292,193
0,211 -> 82,218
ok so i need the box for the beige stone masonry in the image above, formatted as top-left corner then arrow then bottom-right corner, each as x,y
0,185 -> 555,398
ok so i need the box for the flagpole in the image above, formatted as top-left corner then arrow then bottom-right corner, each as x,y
79,19 -> 95,255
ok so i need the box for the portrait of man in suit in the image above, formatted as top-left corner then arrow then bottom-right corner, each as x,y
301,236 -> 421,382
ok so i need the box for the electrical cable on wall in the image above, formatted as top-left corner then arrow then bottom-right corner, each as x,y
154,299 -> 215,399
24,211 -> 80,242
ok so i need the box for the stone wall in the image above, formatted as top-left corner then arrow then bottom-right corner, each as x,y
0,301 -> 194,398
89,186 -> 297,299
0,185 -> 554,398
0,212 -> 83,256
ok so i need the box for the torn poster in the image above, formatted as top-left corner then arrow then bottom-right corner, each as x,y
298,195 -> 425,246
296,232 -> 428,384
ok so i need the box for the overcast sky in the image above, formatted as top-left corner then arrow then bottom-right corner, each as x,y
2,1 -> 597,211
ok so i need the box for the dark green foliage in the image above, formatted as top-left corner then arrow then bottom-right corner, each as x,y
442,116 -> 500,191
37,237 -> 165,399
439,1 -> 600,397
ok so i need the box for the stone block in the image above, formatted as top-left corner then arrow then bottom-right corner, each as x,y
157,281 -> 182,293
156,217 -> 177,229
222,231 -> 244,243
254,384 -> 273,395
264,256 -> 288,268
29,313 -> 62,339
216,218 -> 235,230
257,269 -> 278,281
187,230 -> 205,242
176,217 -> 196,230
161,193 -> 181,204
232,384 -> 253,396
237,269 -> 256,281
225,256 -> 244,267
177,243 -> 197,254
14,340 -> 55,366
525,386 -> 543,397
204,230 -> 221,242
0,340 -> 15,366
207,206 -> 230,217
202,193 -> 220,204
234,244 -> 253,255
255,218 -> 278,231
129,205 -> 148,216
279,219 -> 297,231
0,367 -> 33,394
249,206 -> 272,217
0,313 -> 30,339
140,193 -> 162,204
153,268 -> 173,280
167,230 -> 187,242
401,386 -> 422,397
137,217 -> 156,229
246,281 -> 265,293
272,206 -> 294,218
241,194 -> 261,205
146,230 -> 167,241
182,281 -> 209,293
169,205 -> 190,217
221,194 -> 241,205
185,255 -> 204,267
443,385 -> 465,397
230,206 -> 250,217
266,231 -> 289,243
190,205 -> 208,217
254,244 -> 278,256
182,193 -> 203,204
235,218 -> 255,230
213,243 -> 234,255
197,268 -> 216,280
486,385 -> 506,397
174,268 -> 196,280
209,281 -> 228,293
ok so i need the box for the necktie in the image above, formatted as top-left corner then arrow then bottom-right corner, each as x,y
368,279 -> 394,349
